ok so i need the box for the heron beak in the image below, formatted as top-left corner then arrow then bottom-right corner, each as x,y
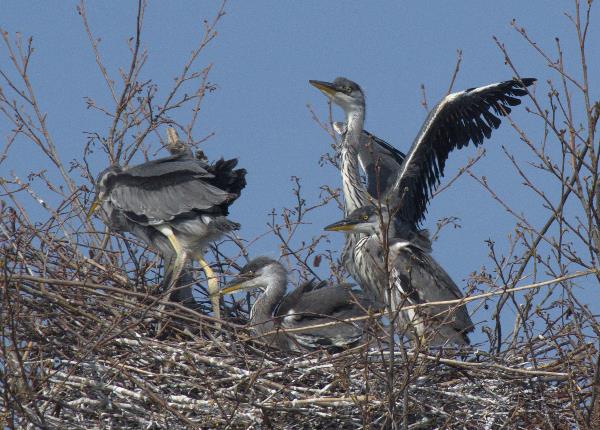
309,80 -> 338,97
324,219 -> 358,232
220,281 -> 244,295
86,196 -> 101,221
220,273 -> 256,295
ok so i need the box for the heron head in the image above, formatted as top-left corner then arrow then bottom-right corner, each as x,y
324,205 -> 390,235
87,165 -> 122,220
309,77 -> 365,115
220,257 -> 286,295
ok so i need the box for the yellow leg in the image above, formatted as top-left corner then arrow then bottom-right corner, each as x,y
155,226 -> 187,336
195,252 -> 221,322
158,226 -> 186,291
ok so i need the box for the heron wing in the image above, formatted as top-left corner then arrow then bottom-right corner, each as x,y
108,155 -> 235,224
333,122 -> 406,200
359,130 -> 406,199
277,283 -> 372,349
277,281 -> 354,317
392,249 -> 473,334
122,153 -> 211,178
275,279 -> 323,317
277,282 -> 374,322
389,78 -> 535,225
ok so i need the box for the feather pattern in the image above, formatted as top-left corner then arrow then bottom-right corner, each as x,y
389,78 -> 536,225
333,122 -> 406,199
103,153 -> 245,225
229,259 -> 375,351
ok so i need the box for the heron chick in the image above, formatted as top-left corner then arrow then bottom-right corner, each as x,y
221,257 -> 376,351
90,137 -> 246,319
325,206 -> 474,346
313,76 -> 535,344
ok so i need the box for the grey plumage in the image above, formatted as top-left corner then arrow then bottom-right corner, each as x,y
222,258 -> 375,351
332,122 -> 406,198
388,78 -> 536,225
314,76 -> 535,345
91,140 -> 246,315
312,77 -> 406,304
326,206 -> 473,345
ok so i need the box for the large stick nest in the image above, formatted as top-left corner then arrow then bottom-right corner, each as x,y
1,212 -> 593,429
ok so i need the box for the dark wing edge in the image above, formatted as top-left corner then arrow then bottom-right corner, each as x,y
361,130 -> 407,199
107,156 -> 246,223
333,121 -> 407,199
390,77 -> 536,225
278,283 -> 371,350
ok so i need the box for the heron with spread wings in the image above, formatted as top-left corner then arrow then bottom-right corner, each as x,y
314,77 -> 535,345
89,129 -> 246,319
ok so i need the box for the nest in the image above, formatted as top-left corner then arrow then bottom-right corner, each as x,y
1,214 -> 593,429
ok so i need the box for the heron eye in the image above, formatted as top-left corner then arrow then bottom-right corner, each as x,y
362,215 -> 369,221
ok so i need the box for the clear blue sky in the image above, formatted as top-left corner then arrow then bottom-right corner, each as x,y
2,1 -> 598,345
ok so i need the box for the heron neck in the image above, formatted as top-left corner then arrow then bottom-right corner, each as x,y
341,107 -> 370,215
250,270 -> 287,336
345,107 -> 365,135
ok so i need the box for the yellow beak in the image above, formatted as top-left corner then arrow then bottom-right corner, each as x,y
309,80 -> 338,97
220,281 -> 245,296
86,196 -> 101,221
323,219 -> 356,232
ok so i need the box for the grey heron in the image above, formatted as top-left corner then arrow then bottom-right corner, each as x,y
331,121 -> 406,199
314,76 -> 535,344
89,130 -> 246,318
325,206 -> 473,345
221,257 -> 375,351
310,78 -> 407,303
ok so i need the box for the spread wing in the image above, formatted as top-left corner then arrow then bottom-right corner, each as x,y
389,78 -> 536,225
107,154 -> 235,225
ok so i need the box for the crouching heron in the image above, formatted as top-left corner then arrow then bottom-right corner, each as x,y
89,129 -> 246,319
221,257 -> 376,351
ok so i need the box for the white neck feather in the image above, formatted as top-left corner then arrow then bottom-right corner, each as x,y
341,108 -> 370,214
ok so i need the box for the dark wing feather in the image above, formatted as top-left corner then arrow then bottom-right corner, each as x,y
276,280 -> 330,318
207,158 -> 246,194
334,122 -> 406,200
106,153 -> 244,224
122,153 -> 211,178
359,130 -> 406,199
389,78 -> 535,225
276,282 -> 373,350
392,247 -> 474,342
277,283 -> 371,318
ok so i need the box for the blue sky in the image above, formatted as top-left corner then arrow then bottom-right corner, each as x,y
2,1 -> 598,345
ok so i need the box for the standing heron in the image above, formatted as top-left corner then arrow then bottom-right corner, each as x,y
325,206 -> 473,345
310,78 -> 406,303
313,76 -> 535,344
89,129 -> 246,319
221,257 -> 375,351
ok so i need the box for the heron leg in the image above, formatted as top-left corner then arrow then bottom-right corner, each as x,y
194,252 -> 221,322
157,226 -> 187,290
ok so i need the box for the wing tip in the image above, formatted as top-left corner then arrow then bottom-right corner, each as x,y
520,77 -> 537,86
